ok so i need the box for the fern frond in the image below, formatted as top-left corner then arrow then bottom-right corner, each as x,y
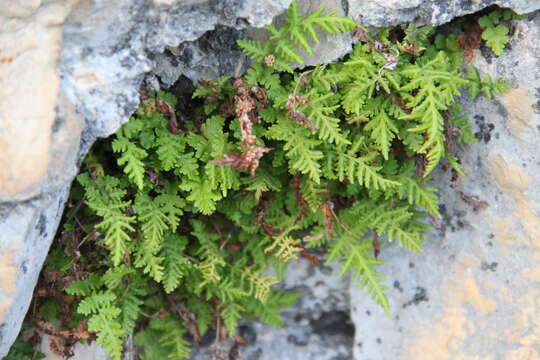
329,151 -> 400,190
237,39 -> 272,63
264,234 -> 301,262
244,168 -> 282,201
119,277 -> 145,333
148,316 -> 191,360
161,233 -> 191,293
180,179 -> 222,215
65,274 -> 103,296
102,265 -> 133,290
245,290 -> 301,326
155,130 -> 186,171
304,92 -> 350,145
77,174 -> 135,266
241,269 -> 279,303
77,291 -> 116,315
395,165 -> 440,217
197,244 -> 226,289
222,303 -> 244,336
87,306 -> 125,360
327,237 -> 390,314
266,120 -> 323,183
364,103 -> 398,160
300,176 -> 326,211
387,227 -> 424,252
112,133 -> 147,190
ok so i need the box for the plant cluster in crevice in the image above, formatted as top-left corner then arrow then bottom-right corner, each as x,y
6,2 -> 523,360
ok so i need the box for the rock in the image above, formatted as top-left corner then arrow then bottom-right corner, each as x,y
351,10 -> 540,359
1,0 -> 539,358
0,1 -> 83,356
349,0 -> 540,27
39,335 -> 111,360
153,0 -> 353,85
191,259 -> 353,360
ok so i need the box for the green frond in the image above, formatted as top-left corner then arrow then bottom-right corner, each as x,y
180,179 -> 222,215
327,237 -> 390,314
387,227 -> 424,252
264,233 -> 301,262
155,130 -> 186,171
119,277 -> 146,333
300,176 -> 326,211
305,92 -> 350,145
222,303 -> 245,336
87,306 -> 125,360
161,233 -> 191,293
65,274 -> 103,296
197,243 -> 226,289
135,193 -> 169,254
133,245 -> 164,282
245,290 -> 301,327
237,39 -> 272,63
155,194 -> 185,232
77,174 -> 135,266
329,151 -> 400,190
241,269 -> 279,303
364,104 -> 398,160
266,120 -> 324,183
77,291 -> 116,316
244,168 -> 282,201
207,277 -> 249,303
112,133 -> 147,190
394,164 -> 440,216
141,316 -> 191,360
102,265 -> 133,290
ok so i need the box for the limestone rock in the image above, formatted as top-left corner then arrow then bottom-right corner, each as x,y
191,260 -> 353,360
0,1 -> 82,356
349,0 -> 540,26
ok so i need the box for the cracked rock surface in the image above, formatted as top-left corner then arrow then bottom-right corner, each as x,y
0,0 -> 539,359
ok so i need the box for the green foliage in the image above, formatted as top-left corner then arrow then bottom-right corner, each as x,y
478,7 -> 526,56
27,2 -> 518,360
467,66 -> 508,99
4,322 -> 45,360
238,0 -> 356,72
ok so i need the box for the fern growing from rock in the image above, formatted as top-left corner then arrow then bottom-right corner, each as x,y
19,2 -> 514,359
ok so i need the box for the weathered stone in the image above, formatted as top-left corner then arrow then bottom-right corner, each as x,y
154,0 -> 352,85
0,1 -> 82,355
191,260 -> 353,360
349,0 -> 540,26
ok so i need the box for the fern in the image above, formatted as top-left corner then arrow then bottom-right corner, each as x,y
238,0 -> 355,72
329,236 -> 390,313
32,3 -> 517,360
478,8 -> 525,56
400,51 -> 468,175
161,233 -> 191,293
222,303 -> 245,336
112,131 -> 147,190
78,174 -> 135,266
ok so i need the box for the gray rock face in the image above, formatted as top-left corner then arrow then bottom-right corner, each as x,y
349,0 -> 540,27
192,260 -> 353,360
0,0 -> 539,359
